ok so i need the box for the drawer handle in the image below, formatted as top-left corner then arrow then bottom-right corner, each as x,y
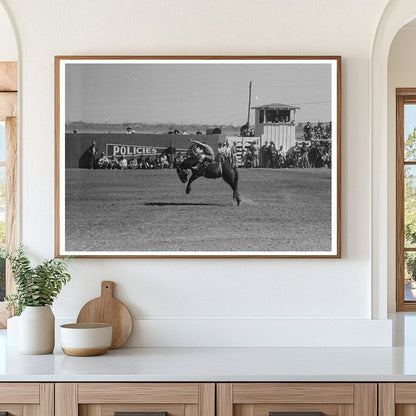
270,413 -> 323,416
115,412 -> 168,416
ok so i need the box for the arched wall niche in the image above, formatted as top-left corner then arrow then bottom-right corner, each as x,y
372,0 -> 416,318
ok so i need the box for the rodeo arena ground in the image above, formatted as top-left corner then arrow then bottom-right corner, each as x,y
64,108 -> 333,253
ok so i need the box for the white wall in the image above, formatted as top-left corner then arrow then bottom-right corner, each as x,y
387,26 -> 416,312
0,0 -> 394,347
0,3 -> 16,61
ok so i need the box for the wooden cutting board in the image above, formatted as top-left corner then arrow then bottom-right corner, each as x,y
76,281 -> 133,349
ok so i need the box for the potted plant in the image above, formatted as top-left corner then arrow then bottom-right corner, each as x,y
5,246 -> 71,354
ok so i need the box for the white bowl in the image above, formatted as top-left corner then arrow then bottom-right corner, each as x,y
60,323 -> 112,356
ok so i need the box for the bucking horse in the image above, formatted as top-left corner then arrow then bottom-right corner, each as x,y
176,154 -> 241,205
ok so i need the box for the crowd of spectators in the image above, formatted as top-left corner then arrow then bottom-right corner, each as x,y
303,121 -> 332,141
89,127 -> 331,172
259,140 -> 331,169
96,151 -> 186,170
89,141 -> 184,170
216,141 -> 238,166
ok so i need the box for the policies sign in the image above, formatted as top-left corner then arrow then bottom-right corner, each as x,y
106,144 -> 158,157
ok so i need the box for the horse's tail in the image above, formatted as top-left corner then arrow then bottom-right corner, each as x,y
232,166 -> 241,205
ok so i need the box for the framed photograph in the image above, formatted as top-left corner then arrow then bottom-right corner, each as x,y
55,56 -> 341,258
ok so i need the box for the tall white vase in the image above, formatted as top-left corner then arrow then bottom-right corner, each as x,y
19,306 -> 55,354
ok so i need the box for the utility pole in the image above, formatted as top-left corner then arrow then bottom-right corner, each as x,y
247,81 -> 252,125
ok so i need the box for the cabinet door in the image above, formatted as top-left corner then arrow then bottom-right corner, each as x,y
217,383 -> 377,416
55,383 -> 215,416
0,383 -> 53,416
379,383 -> 416,416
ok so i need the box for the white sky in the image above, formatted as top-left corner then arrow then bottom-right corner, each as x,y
406,104 -> 416,138
65,61 -> 332,125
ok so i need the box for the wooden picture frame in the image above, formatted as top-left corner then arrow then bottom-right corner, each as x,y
55,56 -> 341,258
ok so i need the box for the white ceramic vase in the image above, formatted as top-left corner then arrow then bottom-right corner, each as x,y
19,306 -> 55,354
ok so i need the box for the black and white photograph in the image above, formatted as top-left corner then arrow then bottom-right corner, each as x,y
55,56 -> 341,257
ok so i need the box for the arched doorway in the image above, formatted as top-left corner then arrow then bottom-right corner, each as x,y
389,22 -> 416,314
371,1 -> 416,318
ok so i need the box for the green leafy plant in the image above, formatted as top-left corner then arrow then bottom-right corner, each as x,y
4,246 -> 71,316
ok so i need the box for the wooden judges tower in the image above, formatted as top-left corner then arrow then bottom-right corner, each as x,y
252,103 -> 300,150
